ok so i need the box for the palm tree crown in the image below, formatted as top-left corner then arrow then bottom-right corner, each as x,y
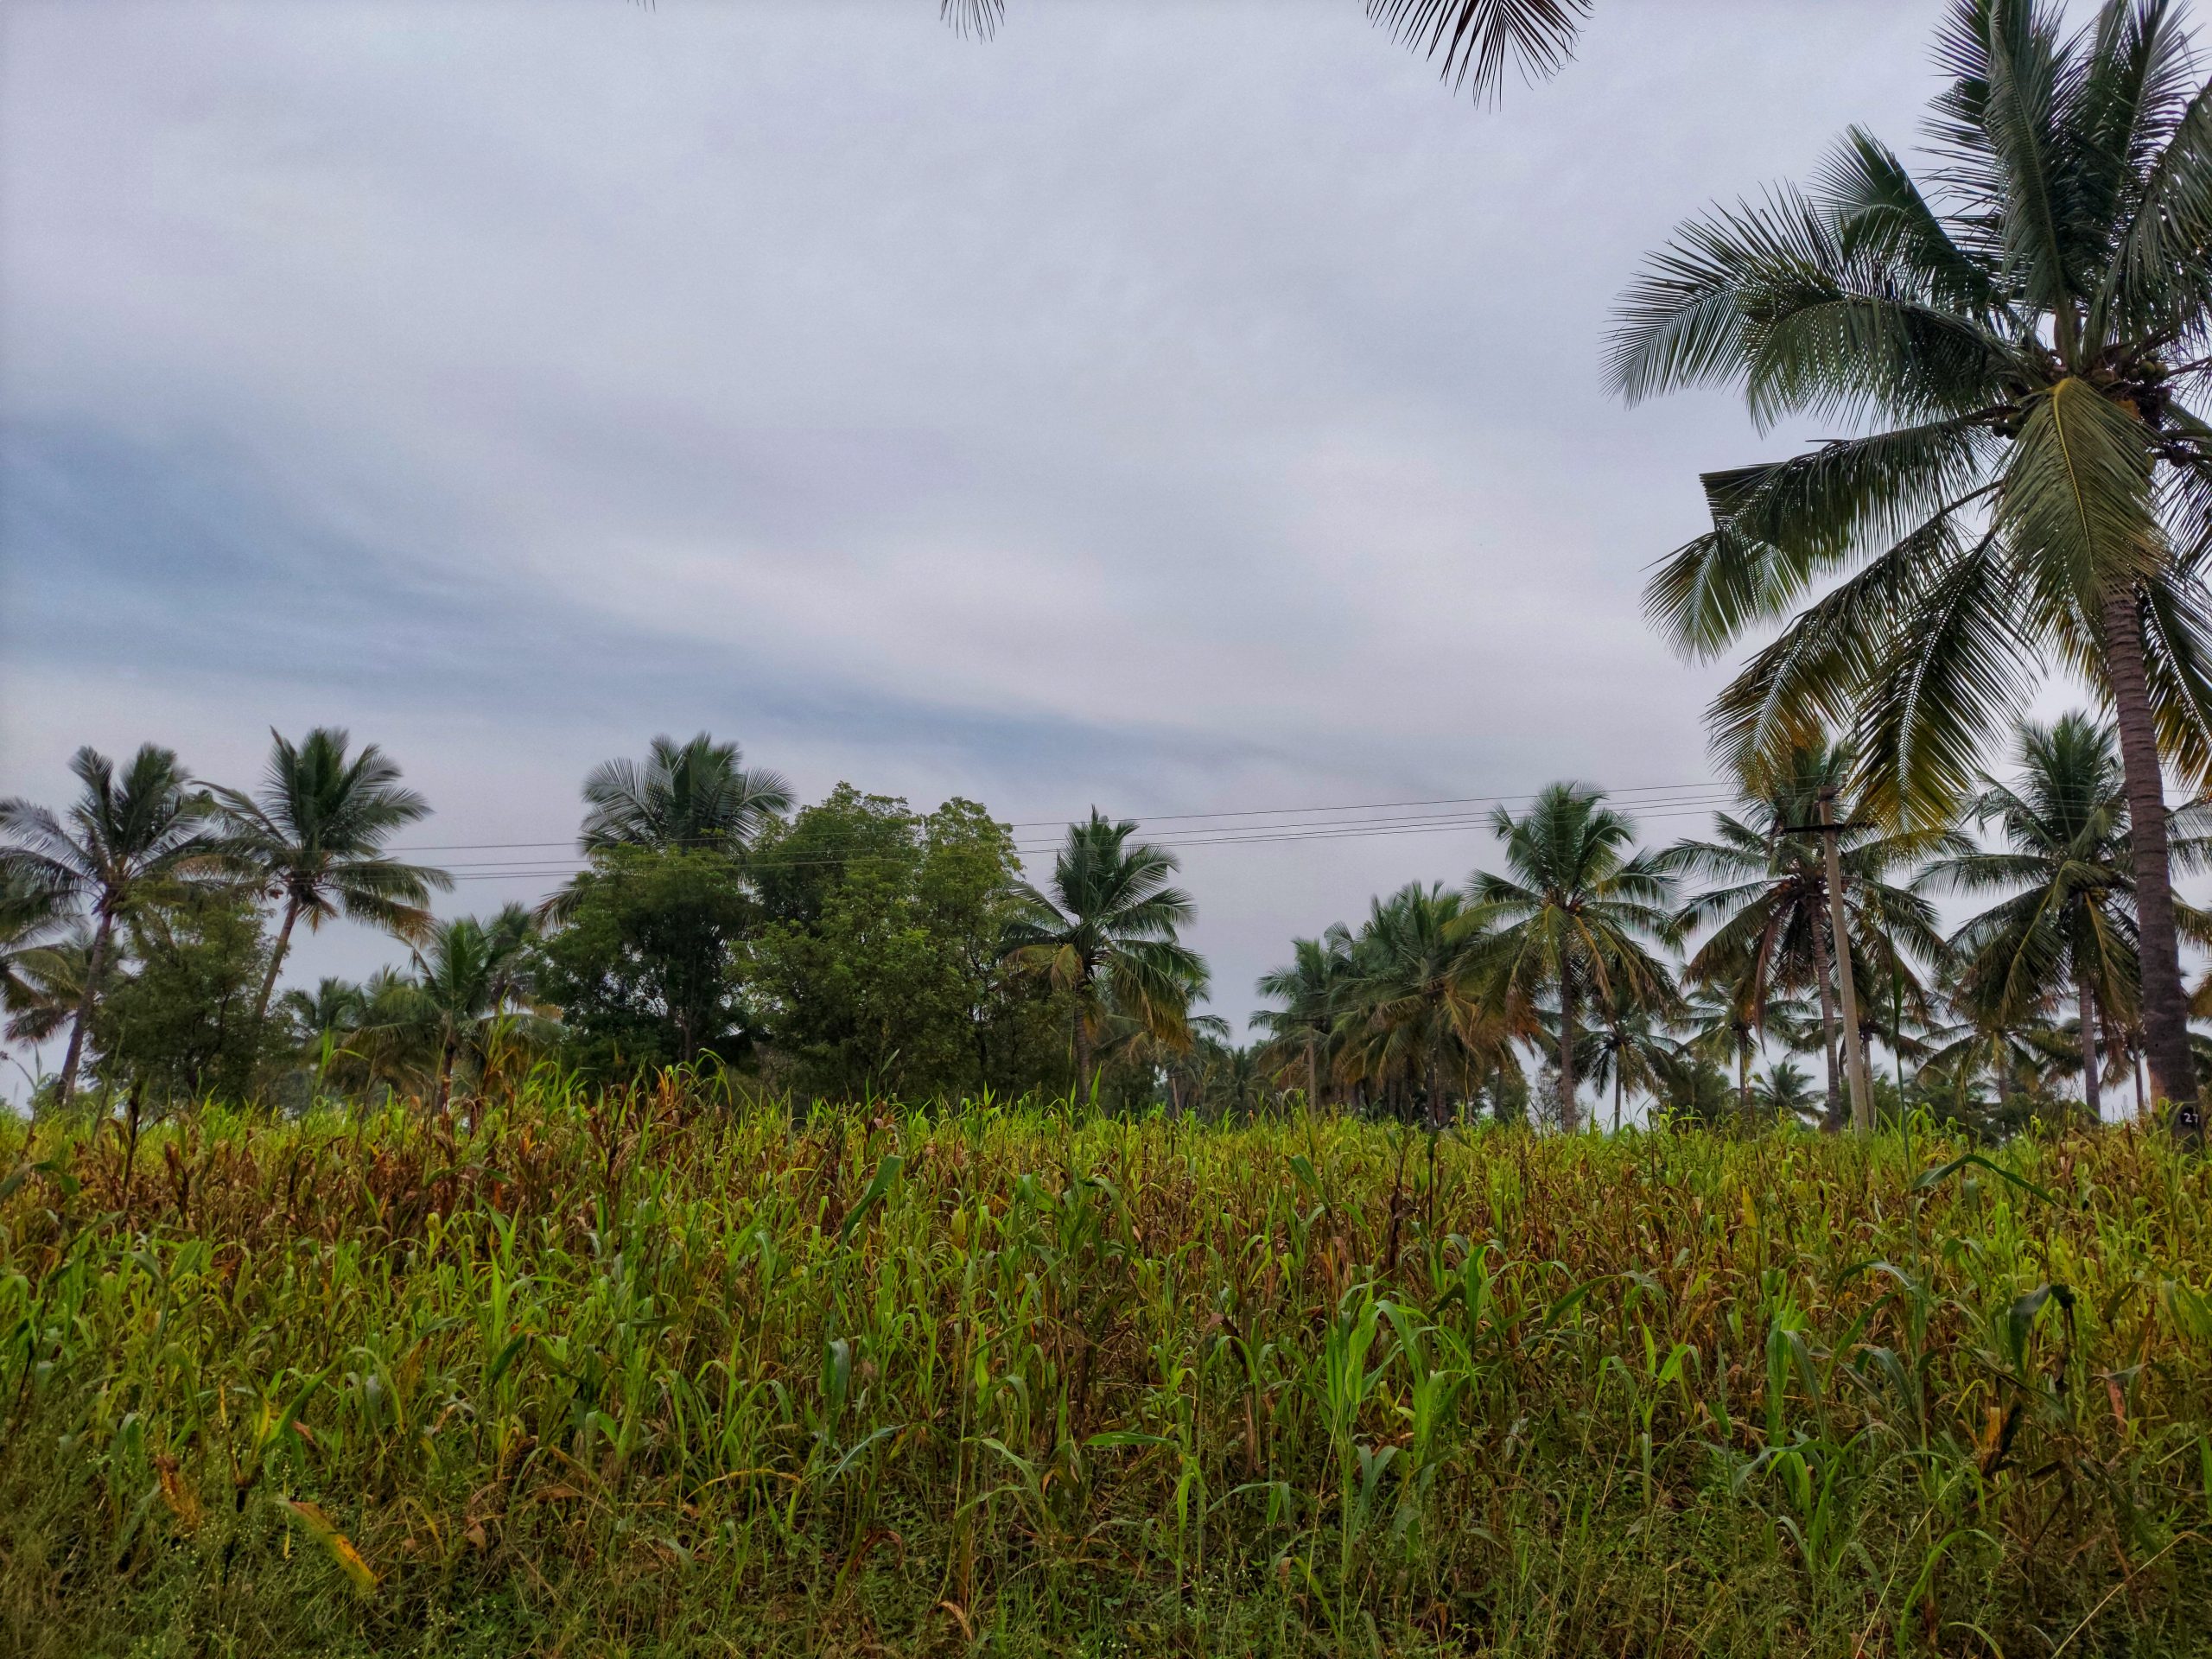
212,727 -> 452,1038
1614,0 -> 2212,1122
1001,810 -> 1207,1101
1334,883 -> 1497,1128
1254,928 -> 1355,1109
1470,784 -> 1677,1130
379,906 -> 543,1112
0,745 -> 215,1107
581,733 -> 794,855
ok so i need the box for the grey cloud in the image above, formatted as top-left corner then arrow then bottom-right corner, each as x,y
3,0 -> 2009,1039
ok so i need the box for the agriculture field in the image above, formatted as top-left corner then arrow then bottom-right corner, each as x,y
2,1090 -> 2209,1657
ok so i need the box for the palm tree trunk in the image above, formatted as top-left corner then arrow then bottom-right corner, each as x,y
1737,1041 -> 1752,1128
1072,1008 -> 1092,1105
433,1033 -> 457,1116
1808,911 -> 1844,1131
1428,1057 -> 1446,1132
1611,1062 -> 1623,1135
54,908 -> 116,1111
1557,981 -> 1579,1133
2078,972 -> 2101,1120
2102,586 -> 2198,1136
1308,1041 -> 1321,1113
251,895 -> 303,1034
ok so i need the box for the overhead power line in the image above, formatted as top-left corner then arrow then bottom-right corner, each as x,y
385,779 -> 1739,857
413,787 -> 1749,884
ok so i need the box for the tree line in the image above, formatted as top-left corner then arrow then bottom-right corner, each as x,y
0,730 -> 1215,1120
3,706 -> 2203,1140
1253,718 -> 2212,1140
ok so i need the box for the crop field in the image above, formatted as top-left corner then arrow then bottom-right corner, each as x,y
2,1085 -> 2209,1656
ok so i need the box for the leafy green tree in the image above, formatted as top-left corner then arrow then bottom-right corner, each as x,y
1614,0 -> 2212,1122
0,745 -> 216,1108
750,789 -> 1063,1101
1001,810 -> 1208,1103
1674,980 -> 1816,1127
211,728 -> 450,1037
532,849 -> 755,1077
1659,741 -> 1954,1128
3,922 -> 91,1109
276,976 -> 376,1103
1649,1047 -> 1736,1128
92,880 -> 276,1110
1469,784 -> 1676,1131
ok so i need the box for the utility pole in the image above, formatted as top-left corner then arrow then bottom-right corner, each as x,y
1816,786 -> 1876,1135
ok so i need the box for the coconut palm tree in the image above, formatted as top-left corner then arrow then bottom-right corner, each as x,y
1658,739 -> 1955,1128
373,906 -> 545,1114
1468,784 -> 1677,1131
1254,926 -> 1356,1108
1674,979 -> 1819,1127
212,728 -> 452,1038
1579,980 -> 1683,1133
0,746 -> 216,1108
1923,715 -> 2132,1116
581,733 -> 793,855
1920,991 -> 2060,1112
1751,1057 -> 1823,1125
1613,0 -> 2212,1128
1000,810 -> 1207,1102
949,1 -> 1588,102
1334,883 -> 1499,1129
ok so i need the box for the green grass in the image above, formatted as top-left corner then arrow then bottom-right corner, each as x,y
3,1083 -> 2209,1656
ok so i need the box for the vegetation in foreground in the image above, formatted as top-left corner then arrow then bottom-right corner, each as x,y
3,1087 -> 2209,1656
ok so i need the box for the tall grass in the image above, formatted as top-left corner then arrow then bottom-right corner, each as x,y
2,1081 -> 2208,1656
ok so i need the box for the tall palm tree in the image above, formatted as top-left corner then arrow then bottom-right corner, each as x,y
947,1 -> 1588,102
1658,741 -> 1954,1128
581,733 -> 793,855
1254,926 -> 1356,1108
1469,784 -> 1677,1131
1675,980 -> 1820,1127
1000,810 -> 1207,1102
1921,711 -> 2211,1116
1335,883 -> 1499,1129
0,746 -> 215,1108
1580,979 -> 1682,1133
212,728 -> 452,1036
1922,993 -> 2076,1113
1750,1057 -> 1823,1126
375,906 -> 544,1114
1613,0 -> 2212,1127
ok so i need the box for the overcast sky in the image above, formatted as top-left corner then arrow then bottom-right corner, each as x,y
3,1 -> 2094,1068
